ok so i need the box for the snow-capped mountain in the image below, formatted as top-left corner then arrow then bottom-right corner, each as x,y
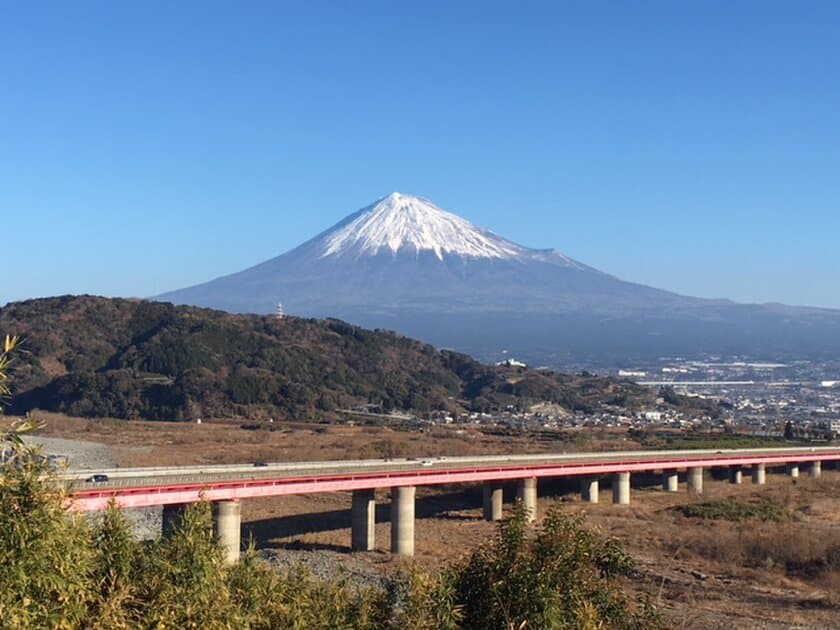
322,193 -> 524,260
312,192 -> 583,269
319,192 -> 529,261
157,193 -> 840,366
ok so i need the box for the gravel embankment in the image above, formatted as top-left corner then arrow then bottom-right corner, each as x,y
257,548 -> 390,592
23,435 -> 162,541
23,435 -> 115,470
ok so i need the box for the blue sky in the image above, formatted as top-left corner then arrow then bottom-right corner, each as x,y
3,1 -> 839,308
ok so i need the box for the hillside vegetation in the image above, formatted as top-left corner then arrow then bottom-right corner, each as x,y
0,296 -> 676,422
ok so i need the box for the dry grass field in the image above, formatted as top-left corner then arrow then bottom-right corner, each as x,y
8,412 -> 840,628
12,411 -> 641,465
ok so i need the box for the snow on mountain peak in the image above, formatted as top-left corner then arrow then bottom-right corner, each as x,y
319,193 -> 526,260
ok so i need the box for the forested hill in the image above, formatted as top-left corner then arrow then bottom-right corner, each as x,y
2,295 -> 671,421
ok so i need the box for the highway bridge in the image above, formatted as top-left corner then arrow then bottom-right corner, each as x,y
63,447 -> 840,562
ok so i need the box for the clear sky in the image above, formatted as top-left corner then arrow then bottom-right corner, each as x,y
3,1 -> 839,308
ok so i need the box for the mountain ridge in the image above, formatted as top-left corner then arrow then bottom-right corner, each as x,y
157,194 -> 840,366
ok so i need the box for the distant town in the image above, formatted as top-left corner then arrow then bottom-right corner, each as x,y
612,357 -> 840,438
337,356 -> 840,441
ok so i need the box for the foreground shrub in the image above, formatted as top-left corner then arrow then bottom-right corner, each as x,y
135,502 -> 242,629
383,565 -> 463,629
451,501 -> 661,629
86,505 -> 143,629
228,553 -> 393,629
0,419 -> 98,629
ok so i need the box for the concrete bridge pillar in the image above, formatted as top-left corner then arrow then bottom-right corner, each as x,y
687,467 -> 704,494
391,486 -> 416,556
581,476 -> 599,503
517,477 -> 537,522
482,483 -> 504,521
809,461 -> 822,478
662,471 -> 679,492
212,500 -> 241,565
161,503 -> 188,538
729,466 -> 743,484
787,464 -> 799,479
752,463 -> 766,485
351,489 -> 376,551
612,472 -> 631,505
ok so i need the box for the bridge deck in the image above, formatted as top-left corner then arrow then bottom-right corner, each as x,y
64,447 -> 840,511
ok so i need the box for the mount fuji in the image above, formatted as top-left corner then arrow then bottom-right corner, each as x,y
157,193 -> 840,366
